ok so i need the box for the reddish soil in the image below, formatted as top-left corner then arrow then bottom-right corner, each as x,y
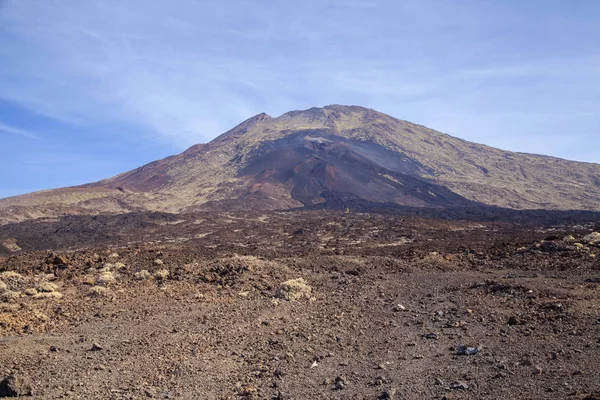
0,211 -> 599,399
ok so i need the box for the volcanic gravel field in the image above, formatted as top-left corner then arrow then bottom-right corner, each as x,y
0,211 -> 599,399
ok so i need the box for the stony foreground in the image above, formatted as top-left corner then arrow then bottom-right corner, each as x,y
0,211 -> 599,399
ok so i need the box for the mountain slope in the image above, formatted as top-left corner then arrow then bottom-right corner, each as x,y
1,105 -> 599,224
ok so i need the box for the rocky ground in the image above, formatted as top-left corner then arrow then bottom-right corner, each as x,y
0,211 -> 599,399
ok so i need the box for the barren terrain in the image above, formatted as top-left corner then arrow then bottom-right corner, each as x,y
1,211 -> 599,399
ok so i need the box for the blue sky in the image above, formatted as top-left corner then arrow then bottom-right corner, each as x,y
1,0 -> 599,198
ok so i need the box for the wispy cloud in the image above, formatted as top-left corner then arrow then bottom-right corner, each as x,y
0,0 -> 598,163
0,122 -> 39,139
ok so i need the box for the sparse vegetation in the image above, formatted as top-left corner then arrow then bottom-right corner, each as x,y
0,271 -> 23,281
276,278 -> 312,301
82,275 -> 96,285
583,232 -> 600,245
153,269 -> 169,280
87,286 -> 110,298
135,270 -> 152,280
99,263 -> 113,272
97,271 -> 116,286
34,291 -> 63,300
1,290 -> 22,301
38,282 -> 58,293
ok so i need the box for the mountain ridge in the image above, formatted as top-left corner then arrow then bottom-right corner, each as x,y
1,105 -> 599,224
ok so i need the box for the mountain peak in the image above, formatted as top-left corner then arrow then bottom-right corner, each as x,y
212,112 -> 272,143
280,104 -> 374,119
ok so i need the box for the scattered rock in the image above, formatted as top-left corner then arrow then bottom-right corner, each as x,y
379,388 -> 396,399
238,385 -> 257,397
450,380 -> 469,390
49,253 -> 68,265
535,240 -> 569,252
424,332 -> 438,340
273,390 -> 284,400
371,376 -> 387,386
334,376 -> 347,390
457,344 -> 480,355
507,316 -> 519,326
0,373 -> 33,397
91,343 -> 103,351
393,304 -> 406,312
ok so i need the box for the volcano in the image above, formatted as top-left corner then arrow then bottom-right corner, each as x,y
1,105 -> 599,224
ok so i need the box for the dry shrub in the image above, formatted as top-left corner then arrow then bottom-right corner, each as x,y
82,276 -> 96,285
34,292 -> 63,300
0,271 -> 23,281
153,269 -> 169,280
135,270 -> 152,280
277,278 -> 312,301
583,232 -> 600,245
97,271 -> 116,286
98,263 -> 113,272
1,290 -> 21,301
88,286 -> 111,298
38,282 -> 58,293
0,280 -> 7,292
